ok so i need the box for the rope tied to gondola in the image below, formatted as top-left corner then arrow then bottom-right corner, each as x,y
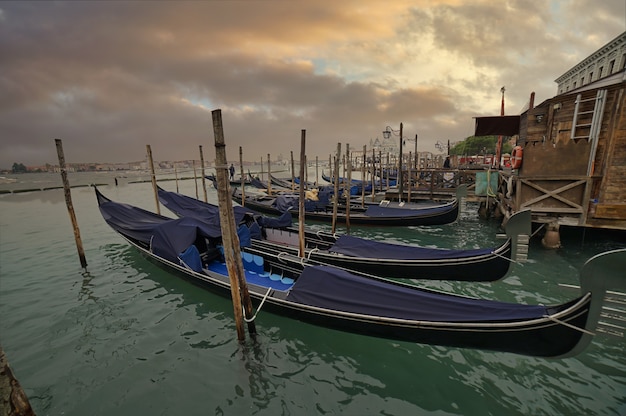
490,249 -> 524,266
543,315 -> 595,336
531,223 -> 546,238
243,286 -> 273,322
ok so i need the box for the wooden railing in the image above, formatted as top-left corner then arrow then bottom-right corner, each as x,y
380,168 -> 483,200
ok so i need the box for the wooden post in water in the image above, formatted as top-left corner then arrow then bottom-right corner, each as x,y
378,150 -> 385,192
304,155 -> 308,187
345,143 -> 351,234
239,146 -> 245,205
174,164 -> 179,193
211,109 -> 256,340
328,154 -> 332,178
331,143 -> 341,234
372,147 -> 376,202
383,152 -> 388,191
146,144 -> 161,215
0,346 -> 35,415
267,154 -> 272,195
192,160 -> 199,199
361,145 -> 366,208
199,145 -> 208,202
260,157 -> 264,183
398,122 -> 404,201
406,151 -> 412,202
290,151 -> 295,192
298,130 -> 306,257
414,134 -> 418,170
315,156 -> 319,186
55,139 -> 87,270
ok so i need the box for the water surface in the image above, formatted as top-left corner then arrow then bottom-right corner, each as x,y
1,172 -> 624,415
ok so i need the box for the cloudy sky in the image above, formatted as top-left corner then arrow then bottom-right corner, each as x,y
1,1 -> 624,169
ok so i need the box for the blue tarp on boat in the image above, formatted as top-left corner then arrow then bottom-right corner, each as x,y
158,188 -> 293,229
99,189 -> 262,263
98,197 -> 223,263
286,265 -> 548,322
272,191 -> 331,212
363,203 -> 452,218
329,235 -> 494,260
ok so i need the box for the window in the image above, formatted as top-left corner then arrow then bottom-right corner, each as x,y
608,60 -> 615,74
621,54 -> 626,70
599,66 -> 604,78
573,81 -> 577,88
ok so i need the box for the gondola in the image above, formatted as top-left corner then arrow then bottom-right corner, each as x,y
231,187 -> 459,226
157,187 -> 527,281
269,174 -> 297,189
95,187 -> 625,358
322,171 -> 394,189
206,174 -> 252,189
268,173 -> 317,189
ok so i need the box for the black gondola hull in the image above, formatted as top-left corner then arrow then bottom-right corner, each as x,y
96,187 -> 600,359
129,238 -> 590,358
247,240 -> 512,281
232,193 -> 459,226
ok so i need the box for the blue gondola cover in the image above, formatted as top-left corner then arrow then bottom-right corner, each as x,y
286,266 -> 548,322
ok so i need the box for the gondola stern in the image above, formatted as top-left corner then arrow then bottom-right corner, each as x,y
455,184 -> 468,199
503,208 -> 532,263
559,248 -> 626,358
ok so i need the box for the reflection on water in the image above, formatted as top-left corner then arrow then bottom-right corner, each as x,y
1,177 -> 625,416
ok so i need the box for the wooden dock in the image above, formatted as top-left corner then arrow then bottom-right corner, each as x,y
491,75 -> 626,230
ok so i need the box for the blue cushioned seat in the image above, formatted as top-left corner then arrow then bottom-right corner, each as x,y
179,245 -> 203,273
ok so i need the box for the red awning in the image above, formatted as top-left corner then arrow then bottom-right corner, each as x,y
474,116 -> 520,136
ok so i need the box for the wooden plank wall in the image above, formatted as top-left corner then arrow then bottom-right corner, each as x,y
591,87 -> 626,225
516,82 -> 626,229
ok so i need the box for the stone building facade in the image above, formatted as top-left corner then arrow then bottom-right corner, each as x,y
555,32 -> 626,95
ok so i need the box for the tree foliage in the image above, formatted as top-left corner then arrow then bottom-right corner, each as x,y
12,162 -> 27,173
450,136 -> 512,155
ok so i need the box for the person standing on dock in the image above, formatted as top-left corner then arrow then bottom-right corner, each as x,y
229,163 -> 235,180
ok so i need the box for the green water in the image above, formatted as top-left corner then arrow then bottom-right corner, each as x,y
0,173 -> 624,415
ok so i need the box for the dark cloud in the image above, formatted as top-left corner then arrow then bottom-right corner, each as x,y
0,1 -> 623,168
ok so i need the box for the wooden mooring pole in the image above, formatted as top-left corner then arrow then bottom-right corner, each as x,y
345,143 -> 351,233
239,146 -> 245,205
371,148 -> 376,201
55,139 -> 87,270
174,164 -> 179,193
260,157 -> 264,183
199,145 -> 208,202
266,154 -> 272,195
211,109 -> 256,340
298,130 -> 306,257
362,145 -> 366,208
0,345 -> 35,416
315,156 -> 319,186
192,160 -> 199,199
331,143 -> 341,234
290,151 -> 295,192
146,144 -> 160,215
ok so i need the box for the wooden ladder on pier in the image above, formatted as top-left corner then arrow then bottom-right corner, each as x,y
571,90 -> 607,141
570,89 -> 607,175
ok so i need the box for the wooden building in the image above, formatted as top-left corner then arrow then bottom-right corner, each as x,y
492,69 -> 626,230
